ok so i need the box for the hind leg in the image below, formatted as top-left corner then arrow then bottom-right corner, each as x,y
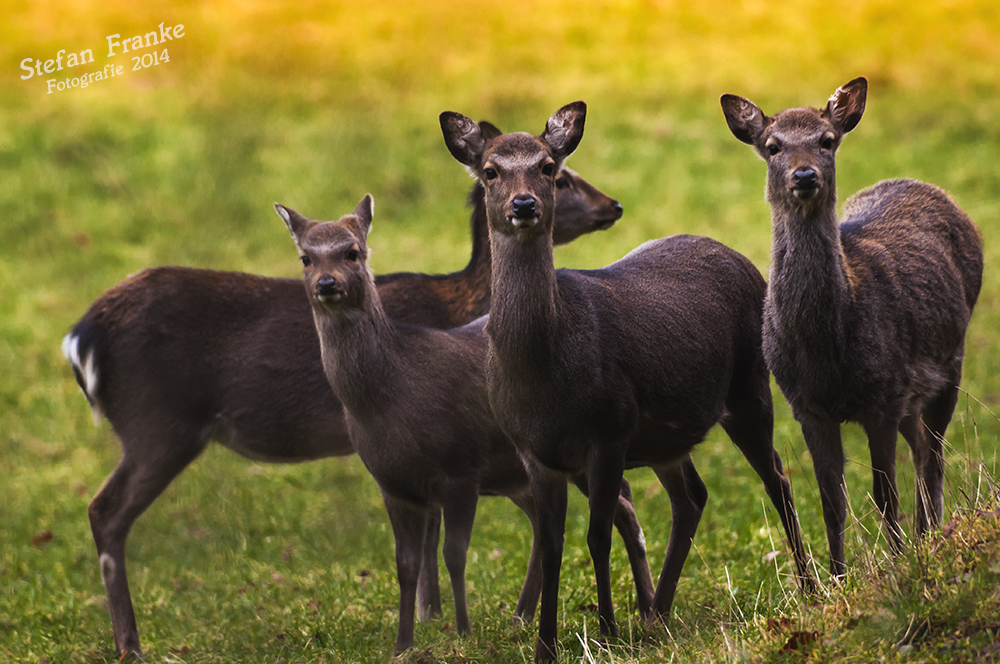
908,384 -> 959,532
723,412 -> 815,594
89,430 -> 208,659
649,457 -> 706,622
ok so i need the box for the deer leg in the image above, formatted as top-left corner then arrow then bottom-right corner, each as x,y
584,453 -> 626,640
417,507 -> 443,622
863,419 -> 903,555
649,456 -> 706,623
917,383 -> 958,531
723,410 -> 815,594
508,492 -> 543,624
800,417 -> 847,579
611,478 -> 655,618
88,434 -> 207,660
528,463 -> 568,663
382,493 -> 429,655
440,490 -> 479,638
571,472 -> 655,620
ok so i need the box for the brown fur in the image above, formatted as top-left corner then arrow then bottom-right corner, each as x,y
722,77 -> 984,578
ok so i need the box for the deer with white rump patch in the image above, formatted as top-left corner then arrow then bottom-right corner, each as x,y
62,152 -> 624,659
440,101 -> 814,662
279,196 -> 654,656
721,77 -> 983,578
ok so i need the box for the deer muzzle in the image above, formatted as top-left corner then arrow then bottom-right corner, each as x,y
790,168 -> 821,200
316,275 -> 346,302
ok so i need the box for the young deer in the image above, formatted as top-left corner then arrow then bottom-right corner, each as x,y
441,102 -> 813,662
721,77 -> 983,578
62,161 -> 624,659
279,197 -> 654,655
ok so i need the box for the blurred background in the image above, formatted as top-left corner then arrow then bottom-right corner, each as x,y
2,1 -> 998,661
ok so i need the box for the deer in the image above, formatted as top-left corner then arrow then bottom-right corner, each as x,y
61,152 -> 627,659
720,77 -> 984,579
440,101 -> 814,662
278,196 -> 654,655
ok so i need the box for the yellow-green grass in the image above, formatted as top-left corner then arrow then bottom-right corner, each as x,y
2,1 -> 999,662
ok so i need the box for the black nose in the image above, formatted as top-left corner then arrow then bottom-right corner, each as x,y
793,168 -> 818,189
317,275 -> 339,295
511,196 -> 537,219
612,201 -> 623,219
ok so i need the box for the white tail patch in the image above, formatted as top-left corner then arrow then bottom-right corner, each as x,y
99,552 -> 116,586
62,332 -> 104,425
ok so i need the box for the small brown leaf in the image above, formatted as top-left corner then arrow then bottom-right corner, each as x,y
780,630 -> 819,652
31,531 -> 54,548
282,545 -> 294,562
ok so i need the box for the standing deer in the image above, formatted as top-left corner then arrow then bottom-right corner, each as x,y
62,155 -> 625,659
279,197 -> 653,655
720,77 -> 983,578
440,102 -> 813,662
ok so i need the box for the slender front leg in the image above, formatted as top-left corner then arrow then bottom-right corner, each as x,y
440,491 -> 479,638
650,457 -> 706,622
382,493 -> 429,655
585,452 -> 627,640
800,416 -> 847,579
417,507 -> 443,622
863,418 -> 903,555
529,462 -> 568,663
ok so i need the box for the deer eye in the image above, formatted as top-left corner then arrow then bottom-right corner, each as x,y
555,176 -> 569,189
300,255 -> 312,267
541,162 -> 556,176
346,249 -> 359,262
767,143 -> 780,156
821,137 -> 835,150
484,167 -> 498,180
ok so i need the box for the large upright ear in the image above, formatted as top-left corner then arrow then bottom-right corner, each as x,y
542,101 -> 586,163
275,203 -> 316,251
440,111 -> 486,168
720,94 -> 767,145
351,194 -> 374,237
478,120 -> 503,141
823,77 -> 867,134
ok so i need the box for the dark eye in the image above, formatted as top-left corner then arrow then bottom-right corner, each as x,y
346,249 -> 359,262
555,176 -> 569,189
541,162 -> 555,176
300,255 -> 311,267
821,137 -> 835,150
767,144 -> 780,156
484,168 -> 498,180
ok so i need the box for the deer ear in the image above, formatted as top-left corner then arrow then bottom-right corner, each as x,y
542,101 -> 586,162
352,194 -> 374,236
440,111 -> 486,167
275,203 -> 315,249
478,120 -> 503,141
720,94 -> 768,145
823,77 -> 867,134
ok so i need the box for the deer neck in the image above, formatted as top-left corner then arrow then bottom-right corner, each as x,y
766,189 -> 853,357
313,281 -> 399,416
455,183 -> 494,312
486,228 -> 561,378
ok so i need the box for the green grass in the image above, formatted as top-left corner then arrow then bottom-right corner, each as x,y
2,1 -> 1000,662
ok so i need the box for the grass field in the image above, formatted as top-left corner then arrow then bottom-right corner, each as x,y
2,1 -> 999,662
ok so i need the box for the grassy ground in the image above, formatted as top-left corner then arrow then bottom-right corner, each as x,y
2,1 -> 999,662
